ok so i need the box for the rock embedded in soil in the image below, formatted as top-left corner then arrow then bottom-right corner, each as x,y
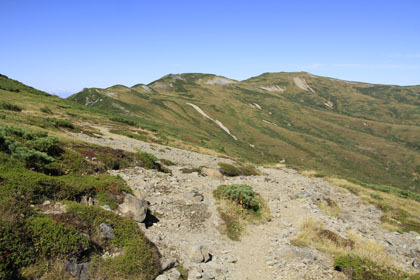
99,223 -> 115,239
118,192 -> 148,222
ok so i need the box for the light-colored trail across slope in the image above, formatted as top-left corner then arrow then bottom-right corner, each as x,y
187,103 -> 238,141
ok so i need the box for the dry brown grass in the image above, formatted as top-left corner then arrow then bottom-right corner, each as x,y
381,222 -> 401,232
291,220 -> 350,256
316,197 -> 341,217
22,259 -> 71,280
346,230 -> 395,267
326,177 -> 419,214
215,195 -> 270,241
292,219 -> 396,268
326,177 -> 420,233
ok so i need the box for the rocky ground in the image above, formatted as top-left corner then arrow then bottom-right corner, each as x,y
73,129 -> 420,280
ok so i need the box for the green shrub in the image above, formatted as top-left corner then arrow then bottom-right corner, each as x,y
99,236 -> 160,278
46,117 -> 75,129
218,162 -> 260,176
238,165 -> 260,176
334,253 -> 420,280
213,184 -> 268,240
12,146 -> 56,170
28,216 -> 89,258
137,151 -> 159,169
218,162 -> 240,176
61,173 -> 132,199
95,191 -> 119,209
0,158 -> 76,203
109,129 -> 149,142
0,153 -> 131,204
71,144 -> 166,174
109,116 -> 137,127
1,125 -> 47,140
40,107 -> 52,114
0,126 -> 63,172
25,136 -> 62,157
0,101 -> 22,112
213,184 -> 261,211
0,125 -> 161,278
0,221 -> 35,279
66,203 -> 161,279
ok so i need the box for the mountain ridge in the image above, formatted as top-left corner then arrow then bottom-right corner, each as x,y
69,71 -> 420,192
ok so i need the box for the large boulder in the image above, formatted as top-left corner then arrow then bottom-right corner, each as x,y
118,193 -> 148,223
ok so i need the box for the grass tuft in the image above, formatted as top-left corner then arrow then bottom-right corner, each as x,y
317,197 -> 341,217
213,184 -> 269,240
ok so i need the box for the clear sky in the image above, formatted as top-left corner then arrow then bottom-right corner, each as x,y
1,0 -> 419,96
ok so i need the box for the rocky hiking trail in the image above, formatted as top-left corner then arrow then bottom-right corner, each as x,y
72,128 -> 420,280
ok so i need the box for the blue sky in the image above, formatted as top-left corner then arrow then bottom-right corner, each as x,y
1,0 -> 419,96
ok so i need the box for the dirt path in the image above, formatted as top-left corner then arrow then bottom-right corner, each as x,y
71,128 -> 420,280
230,223 -> 273,280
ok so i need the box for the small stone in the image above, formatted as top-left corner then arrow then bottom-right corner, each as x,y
226,255 -> 238,263
42,200 -> 51,206
202,271 -> 215,280
99,223 -> 115,239
80,196 -> 88,205
156,275 -> 169,280
78,263 -> 90,280
161,258 -> 178,271
192,193 -> 204,203
100,205 -> 112,211
188,267 -> 202,280
66,258 -> 80,277
201,247 -> 211,263
166,267 -> 182,280
65,259 -> 90,280
413,259 -> 420,268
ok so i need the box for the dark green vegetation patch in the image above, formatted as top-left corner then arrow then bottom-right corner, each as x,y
0,125 -> 162,279
334,253 -> 420,280
217,162 -> 260,177
0,101 -> 23,112
213,184 -> 268,240
213,184 -> 262,211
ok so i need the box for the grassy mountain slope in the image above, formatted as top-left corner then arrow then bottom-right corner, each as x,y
2,74 -> 420,279
69,72 -> 420,192
0,75 -> 167,279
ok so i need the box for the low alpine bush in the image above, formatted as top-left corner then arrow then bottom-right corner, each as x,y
213,184 -> 261,211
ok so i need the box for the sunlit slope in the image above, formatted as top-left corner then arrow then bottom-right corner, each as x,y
70,72 -> 420,191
